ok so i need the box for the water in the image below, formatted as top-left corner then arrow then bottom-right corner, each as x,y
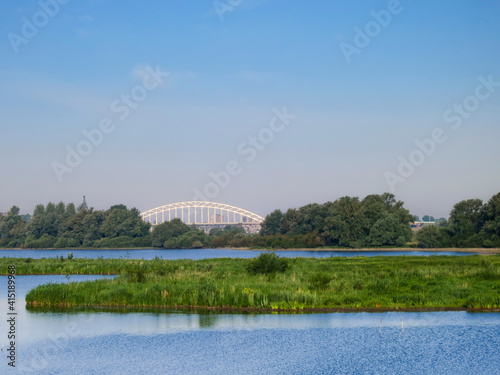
0,248 -> 479,260
0,275 -> 499,374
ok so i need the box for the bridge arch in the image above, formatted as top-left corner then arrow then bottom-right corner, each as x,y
141,201 -> 264,233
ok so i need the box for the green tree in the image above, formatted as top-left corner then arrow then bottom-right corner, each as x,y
361,194 -> 388,228
25,233 -> 57,249
165,230 -> 207,249
435,217 -> 448,226
324,196 -> 366,247
192,240 -> 204,249
65,203 -> 76,217
100,206 -> 150,238
45,202 -> 56,214
416,226 -> 451,248
33,204 -> 45,217
366,212 -> 411,246
151,219 -> 190,247
10,206 -> 20,216
260,209 -> 283,235
223,225 -> 245,234
81,209 -> 106,246
280,208 -> 300,235
209,227 -> 224,237
296,203 -> 331,236
483,192 -> 500,247
55,202 -> 66,216
0,206 -> 27,246
58,208 -> 89,246
449,199 -> 485,247
276,203 -> 333,239
27,202 -> 65,239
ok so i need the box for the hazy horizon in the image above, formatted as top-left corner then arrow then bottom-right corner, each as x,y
1,190 -> 496,222
1,0 -> 499,220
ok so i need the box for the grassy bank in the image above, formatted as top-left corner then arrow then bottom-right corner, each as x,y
4,255 -> 499,311
0,257 -> 128,275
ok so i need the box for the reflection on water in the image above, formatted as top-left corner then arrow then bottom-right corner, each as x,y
20,308 -> 500,338
1,276 -> 499,374
0,248 -> 479,260
3,312 -> 500,375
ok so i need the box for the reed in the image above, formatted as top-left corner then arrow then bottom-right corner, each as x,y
1,254 -> 497,311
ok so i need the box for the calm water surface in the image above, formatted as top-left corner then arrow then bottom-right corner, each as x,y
0,248 -> 479,260
0,275 -> 498,374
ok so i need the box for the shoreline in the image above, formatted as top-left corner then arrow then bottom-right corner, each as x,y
1,247 -> 499,254
21,256 -> 500,312
26,302 -> 500,314
266,247 -> 500,254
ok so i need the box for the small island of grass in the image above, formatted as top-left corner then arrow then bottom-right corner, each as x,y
5,253 -> 498,312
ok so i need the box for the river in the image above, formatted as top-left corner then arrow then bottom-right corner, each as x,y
0,251 -> 498,374
0,248 -> 479,260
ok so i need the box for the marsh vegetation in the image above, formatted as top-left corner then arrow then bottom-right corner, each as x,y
4,254 -> 497,311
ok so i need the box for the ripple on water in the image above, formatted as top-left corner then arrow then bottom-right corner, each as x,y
10,324 -> 500,375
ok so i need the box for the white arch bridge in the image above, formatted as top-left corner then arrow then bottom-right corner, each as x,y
141,201 -> 265,233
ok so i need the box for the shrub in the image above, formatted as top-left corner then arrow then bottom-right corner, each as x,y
133,235 -> 152,248
416,226 -> 449,248
123,266 -> 147,283
151,219 -> 190,247
54,237 -> 81,248
7,239 -> 23,248
192,240 -> 204,249
164,230 -> 208,249
309,272 -> 332,289
246,252 -> 288,275
26,234 -> 57,249
93,236 -> 135,248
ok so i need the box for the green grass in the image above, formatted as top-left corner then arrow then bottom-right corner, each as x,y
2,255 -> 499,311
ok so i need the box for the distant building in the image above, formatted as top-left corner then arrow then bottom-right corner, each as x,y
210,214 -> 223,223
79,195 -> 89,210
1,212 -> 8,217
243,223 -> 261,234
410,221 -> 436,231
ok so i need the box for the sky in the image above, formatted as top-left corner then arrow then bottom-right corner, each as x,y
1,0 -> 499,219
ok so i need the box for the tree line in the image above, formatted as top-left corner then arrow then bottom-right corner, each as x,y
150,192 -> 500,249
416,193 -> 500,248
146,193 -> 413,249
0,203 -> 151,248
1,192 -> 499,249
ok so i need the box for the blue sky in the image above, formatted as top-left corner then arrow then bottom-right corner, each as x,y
1,0 -> 499,219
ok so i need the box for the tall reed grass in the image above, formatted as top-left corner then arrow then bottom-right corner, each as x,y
6,254 -> 498,311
